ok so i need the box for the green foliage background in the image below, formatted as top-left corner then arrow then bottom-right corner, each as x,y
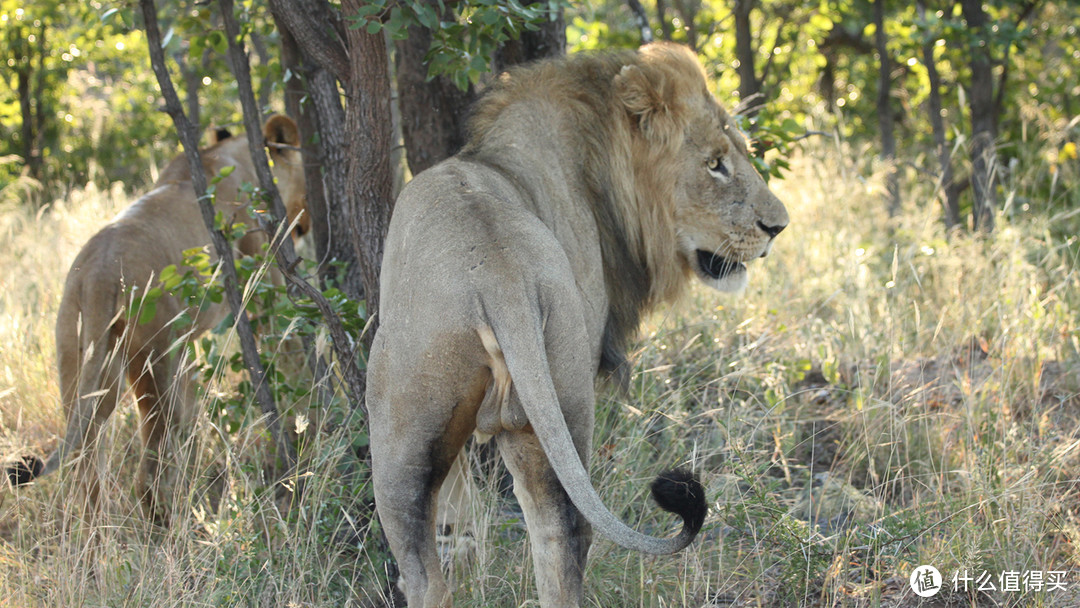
0,0 -> 283,205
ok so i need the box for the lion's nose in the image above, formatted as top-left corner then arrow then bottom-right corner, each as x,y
757,220 -> 786,239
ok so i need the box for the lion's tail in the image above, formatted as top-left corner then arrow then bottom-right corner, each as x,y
6,274 -> 122,488
486,293 -> 706,555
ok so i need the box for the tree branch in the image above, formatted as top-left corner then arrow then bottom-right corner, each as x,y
625,0 -> 654,45
139,0 -> 295,469
993,0 -> 1042,120
656,0 -> 673,41
266,0 -> 350,83
758,16 -> 787,93
219,0 -> 367,406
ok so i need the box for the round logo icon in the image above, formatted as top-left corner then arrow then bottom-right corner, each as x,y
910,565 -> 943,598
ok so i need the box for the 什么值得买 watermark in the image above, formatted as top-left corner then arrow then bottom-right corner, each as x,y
910,565 -> 1069,598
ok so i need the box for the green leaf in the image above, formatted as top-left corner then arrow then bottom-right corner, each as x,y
416,5 -> 438,30
137,287 -> 162,325
209,30 -> 227,55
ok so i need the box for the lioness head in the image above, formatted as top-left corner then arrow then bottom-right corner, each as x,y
616,43 -> 788,293
262,115 -> 310,239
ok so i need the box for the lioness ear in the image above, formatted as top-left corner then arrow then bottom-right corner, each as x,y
614,64 -> 683,145
209,126 -> 233,144
263,115 -> 300,150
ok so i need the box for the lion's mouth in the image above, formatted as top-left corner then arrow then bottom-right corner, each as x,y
696,249 -> 745,280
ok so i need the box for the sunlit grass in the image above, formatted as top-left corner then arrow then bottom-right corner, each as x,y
1,139 -> 1078,607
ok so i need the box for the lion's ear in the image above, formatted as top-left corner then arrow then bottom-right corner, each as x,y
614,64 -> 683,145
263,115 -> 300,150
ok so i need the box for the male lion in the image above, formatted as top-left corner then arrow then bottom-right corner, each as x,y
6,116 -> 307,524
367,43 -> 788,607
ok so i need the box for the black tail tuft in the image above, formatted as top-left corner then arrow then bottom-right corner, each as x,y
650,468 -> 707,537
6,455 -> 43,487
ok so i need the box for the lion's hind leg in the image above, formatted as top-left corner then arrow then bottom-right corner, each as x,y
497,422 -> 592,607
372,426 -> 465,608
370,375 -> 482,608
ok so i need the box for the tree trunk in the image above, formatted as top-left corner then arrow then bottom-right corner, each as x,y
734,0 -> 759,111
918,1 -> 960,230
625,0 -> 654,45
656,0 -> 673,41
493,1 -> 566,73
819,54 -> 836,110
176,47 -> 205,131
395,7 -> 475,176
31,22 -> 47,182
960,0 -> 997,233
249,31 -> 276,112
672,0 -> 698,51
873,0 -> 900,216
342,0 -> 395,337
222,0 -> 365,407
281,28 -> 325,258
17,65 -> 38,181
271,2 -> 364,302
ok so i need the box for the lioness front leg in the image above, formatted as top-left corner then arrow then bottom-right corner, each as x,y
498,430 -> 593,608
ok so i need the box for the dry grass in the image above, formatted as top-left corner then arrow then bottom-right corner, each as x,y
1,140 -> 1078,607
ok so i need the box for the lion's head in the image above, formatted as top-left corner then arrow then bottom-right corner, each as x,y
613,43 -> 788,296
261,114 -> 309,239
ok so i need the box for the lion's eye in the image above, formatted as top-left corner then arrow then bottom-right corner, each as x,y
707,157 -> 730,177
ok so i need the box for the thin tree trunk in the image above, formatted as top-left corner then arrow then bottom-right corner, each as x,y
221,0 -> 365,407
960,0 -> 997,233
672,0 -> 698,51
626,0 -> 654,45
176,47 -> 204,131
310,70 -> 362,298
918,1 -> 960,230
17,65 -> 38,180
656,0 -> 673,41
395,6 -> 475,176
874,0 -> 900,216
266,0 -> 360,302
249,31 -> 276,112
281,28 -> 328,265
342,0 -> 395,343
819,54 -> 836,110
31,22 -> 46,181
734,0 -> 759,111
139,0 -> 293,467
